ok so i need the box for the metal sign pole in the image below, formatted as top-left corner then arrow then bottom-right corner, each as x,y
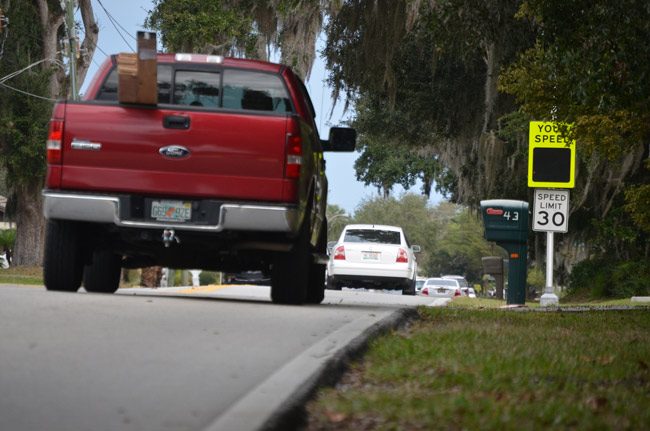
540,231 -> 559,306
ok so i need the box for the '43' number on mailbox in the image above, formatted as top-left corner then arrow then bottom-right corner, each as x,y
503,211 -> 519,221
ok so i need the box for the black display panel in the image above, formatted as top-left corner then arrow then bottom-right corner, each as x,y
532,147 -> 571,183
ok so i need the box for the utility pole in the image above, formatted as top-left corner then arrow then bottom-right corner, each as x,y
0,8 -> 8,59
63,0 -> 78,100
0,8 -> 7,33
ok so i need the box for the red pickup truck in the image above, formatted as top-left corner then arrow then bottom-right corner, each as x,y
42,53 -> 355,304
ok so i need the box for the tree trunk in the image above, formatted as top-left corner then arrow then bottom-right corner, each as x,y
76,0 -> 98,87
482,41 -> 499,133
11,182 -> 44,266
36,0 -> 65,97
14,1 -> 98,268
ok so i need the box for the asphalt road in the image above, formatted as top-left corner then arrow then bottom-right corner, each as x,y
0,284 -> 446,431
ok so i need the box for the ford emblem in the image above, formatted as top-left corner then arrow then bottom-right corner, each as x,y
159,145 -> 191,159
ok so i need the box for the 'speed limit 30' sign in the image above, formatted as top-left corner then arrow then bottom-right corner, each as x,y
533,189 -> 569,233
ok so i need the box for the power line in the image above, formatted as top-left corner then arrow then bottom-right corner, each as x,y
0,58 -> 64,84
96,0 -> 135,52
0,82 -> 56,102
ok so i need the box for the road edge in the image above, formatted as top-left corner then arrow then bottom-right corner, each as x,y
204,307 -> 419,431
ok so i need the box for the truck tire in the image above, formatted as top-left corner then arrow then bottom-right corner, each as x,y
83,249 -> 122,293
271,219 -> 310,305
402,278 -> 416,296
306,219 -> 327,304
43,220 -> 84,292
326,277 -> 341,290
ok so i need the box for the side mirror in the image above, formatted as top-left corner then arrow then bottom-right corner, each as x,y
412,245 -> 421,253
322,127 -> 356,152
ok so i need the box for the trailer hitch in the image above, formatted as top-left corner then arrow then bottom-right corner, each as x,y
162,229 -> 180,248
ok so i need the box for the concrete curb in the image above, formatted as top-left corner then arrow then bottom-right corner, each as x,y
204,307 -> 419,431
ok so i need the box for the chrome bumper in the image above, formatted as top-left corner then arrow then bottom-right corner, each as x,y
42,191 -> 299,233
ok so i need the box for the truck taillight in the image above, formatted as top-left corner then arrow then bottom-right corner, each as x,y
396,248 -> 409,263
285,134 -> 302,179
285,118 -> 302,179
454,289 -> 461,297
333,245 -> 346,260
47,120 -> 63,164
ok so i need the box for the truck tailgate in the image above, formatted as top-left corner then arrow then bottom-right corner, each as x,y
60,103 -> 289,201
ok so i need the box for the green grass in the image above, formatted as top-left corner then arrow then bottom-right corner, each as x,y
306,307 -> 650,430
0,266 -> 43,285
448,296 -> 646,309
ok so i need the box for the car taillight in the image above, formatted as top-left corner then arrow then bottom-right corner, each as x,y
422,287 -> 429,296
47,120 -> 64,164
284,118 -> 302,179
454,289 -> 461,297
396,248 -> 408,263
333,245 -> 346,260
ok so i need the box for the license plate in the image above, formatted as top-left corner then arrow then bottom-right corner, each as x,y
151,200 -> 191,222
362,251 -> 380,261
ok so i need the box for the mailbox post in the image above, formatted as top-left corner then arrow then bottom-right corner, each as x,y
482,256 -> 504,299
480,200 -> 529,305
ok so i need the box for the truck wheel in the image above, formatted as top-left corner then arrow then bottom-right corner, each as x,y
402,278 -> 416,296
271,220 -> 310,304
43,220 -> 84,292
83,249 -> 122,293
306,220 -> 327,304
326,277 -> 341,290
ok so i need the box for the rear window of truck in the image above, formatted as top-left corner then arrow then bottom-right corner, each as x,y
96,65 -> 293,113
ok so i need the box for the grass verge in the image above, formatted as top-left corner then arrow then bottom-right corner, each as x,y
0,266 -> 43,285
305,307 -> 650,430
448,296 -> 646,309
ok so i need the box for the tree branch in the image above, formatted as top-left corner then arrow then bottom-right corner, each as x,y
76,0 -> 98,87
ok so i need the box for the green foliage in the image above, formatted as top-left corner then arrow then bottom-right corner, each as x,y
145,0 -> 327,77
526,266 -> 544,294
568,258 -> 650,299
352,96 -> 454,198
326,204 -> 351,242
426,204 -> 494,282
624,181 -> 650,234
0,229 -> 16,249
199,271 -> 219,285
146,0 -> 256,55
0,2 -> 51,187
500,0 -> 650,243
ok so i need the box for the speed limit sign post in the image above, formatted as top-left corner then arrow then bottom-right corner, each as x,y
533,189 -> 569,233
532,188 -> 570,307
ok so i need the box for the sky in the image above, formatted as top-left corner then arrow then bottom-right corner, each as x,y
82,0 -> 444,215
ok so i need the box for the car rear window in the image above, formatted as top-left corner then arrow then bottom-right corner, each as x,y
95,64 -> 292,113
344,229 -> 401,245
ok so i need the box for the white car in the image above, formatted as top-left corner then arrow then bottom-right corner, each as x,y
326,224 -> 419,295
420,277 -> 462,298
415,277 -> 427,294
442,275 -> 476,298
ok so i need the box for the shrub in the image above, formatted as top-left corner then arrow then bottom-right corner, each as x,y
199,271 -> 219,285
526,266 -> 545,295
567,258 -> 650,298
